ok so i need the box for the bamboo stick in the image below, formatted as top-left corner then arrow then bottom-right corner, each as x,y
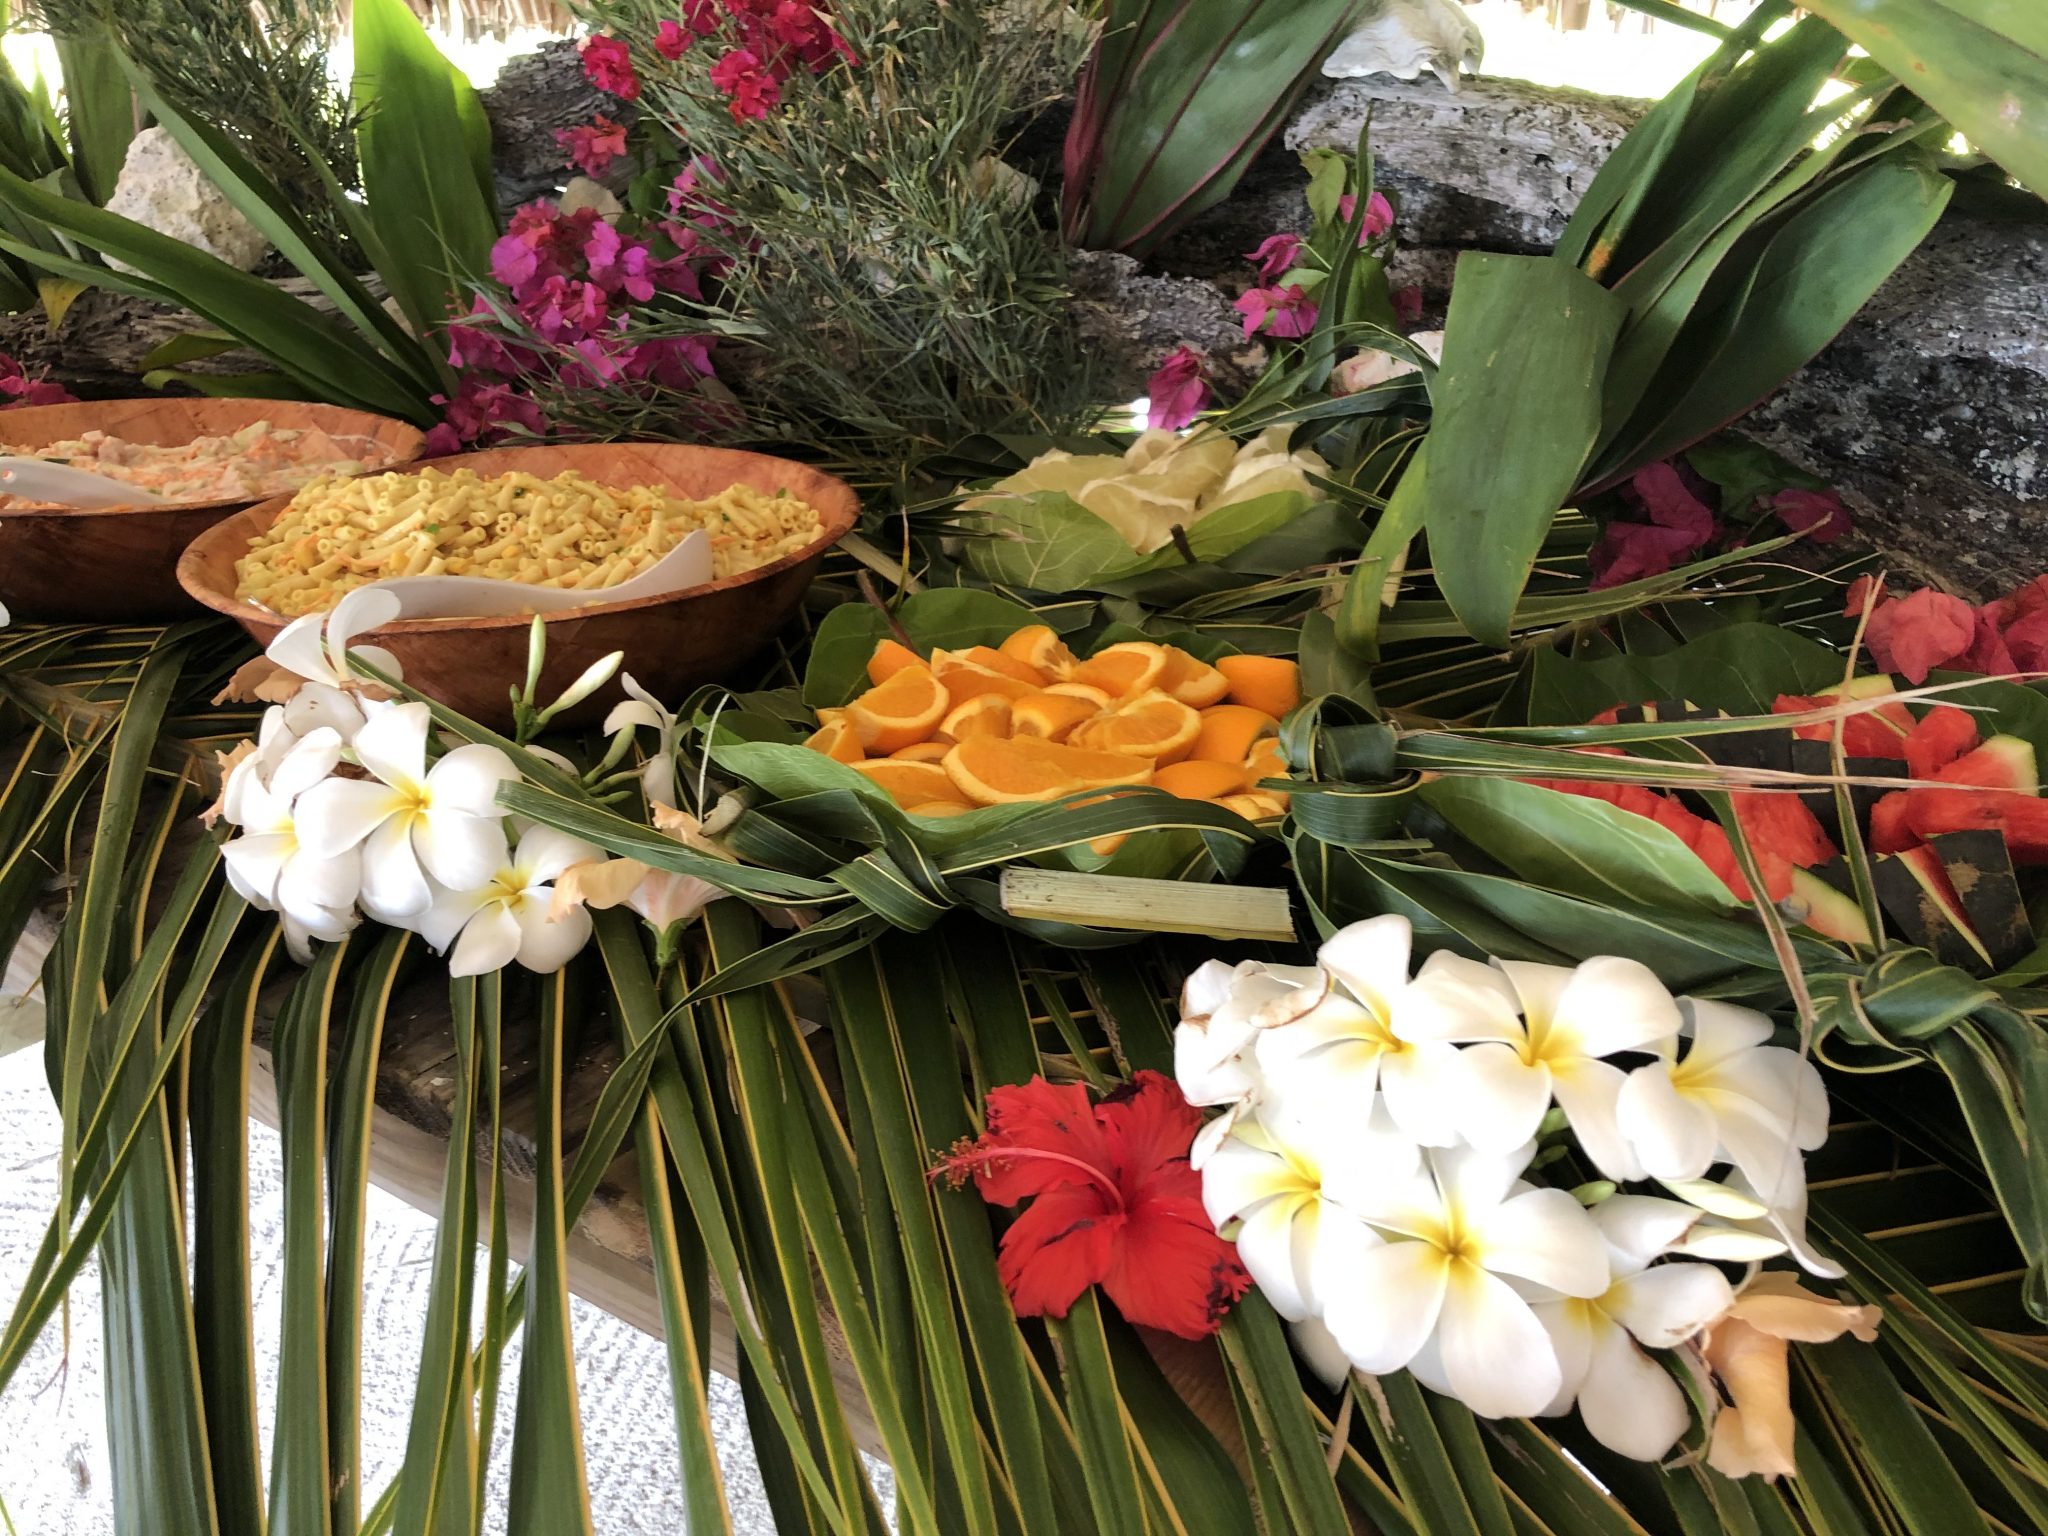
998,869 -> 1295,942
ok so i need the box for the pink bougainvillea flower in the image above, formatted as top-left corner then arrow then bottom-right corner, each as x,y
1235,283 -> 1318,340
625,334 -> 717,388
581,35 -> 641,100
489,231 -> 543,291
1145,345 -> 1209,432
933,1071 -> 1253,1340
555,115 -> 630,178
1392,284 -> 1424,325
1771,487 -> 1850,543
709,47 -> 783,120
1843,573 -> 1881,617
0,352 -> 76,408
1863,587 -> 1976,683
1588,461 -> 1719,589
1961,608 -> 2019,676
432,379 -> 549,450
1244,232 -> 1304,284
654,19 -> 691,58
1338,190 -> 1395,240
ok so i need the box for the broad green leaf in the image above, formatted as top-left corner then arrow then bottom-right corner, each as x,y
1523,622 -> 1847,720
52,32 -> 134,204
351,0 -> 501,335
1803,0 -> 2048,198
1420,776 -> 1738,914
958,490 -> 1137,595
1419,254 -> 1626,647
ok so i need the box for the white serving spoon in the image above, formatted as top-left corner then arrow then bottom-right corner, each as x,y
362,529 -> 717,620
0,456 -> 164,508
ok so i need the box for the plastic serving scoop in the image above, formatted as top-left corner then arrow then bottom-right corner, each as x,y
0,457 -> 164,508
363,529 -> 716,620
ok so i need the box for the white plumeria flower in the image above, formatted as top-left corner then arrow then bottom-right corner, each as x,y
218,726 -> 360,962
412,825 -> 603,978
1175,955 -> 1326,1164
1254,915 -> 1467,1148
219,705 -> 303,828
1663,1169 -> 1838,1278
1199,1100 -> 1410,1323
1615,998 -> 1828,1208
294,702 -> 518,923
266,587 -> 404,741
603,672 -> 680,808
1532,1195 -> 1734,1461
1401,954 -> 1681,1179
1320,1142 -> 1610,1420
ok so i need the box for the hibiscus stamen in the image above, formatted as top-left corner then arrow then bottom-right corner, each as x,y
931,1140 -> 1124,1206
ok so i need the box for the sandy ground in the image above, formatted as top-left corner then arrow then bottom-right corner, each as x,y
0,1044 -> 797,1534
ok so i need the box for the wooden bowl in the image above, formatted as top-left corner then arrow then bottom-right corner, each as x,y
0,398 -> 425,623
176,443 -> 861,729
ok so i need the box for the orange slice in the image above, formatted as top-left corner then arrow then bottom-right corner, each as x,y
932,654 -> 1039,702
1010,691 -> 1100,742
1089,833 -> 1129,858
805,718 -> 865,764
999,624 -> 1078,680
941,693 -> 1012,741
1245,740 -> 1291,805
943,736 -> 1153,805
949,645 -> 1045,686
906,801 -> 973,819
1069,689 -> 1202,764
1044,682 -> 1112,708
1191,705 -> 1280,765
846,665 -> 950,754
867,638 -> 924,685
1153,759 -> 1247,800
1217,791 -> 1288,821
890,741 -> 953,762
1071,642 -> 1167,700
1157,646 -> 1230,708
1216,655 -> 1301,719
852,757 -> 975,808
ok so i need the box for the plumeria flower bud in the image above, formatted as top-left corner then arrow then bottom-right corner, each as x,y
537,650 -> 625,722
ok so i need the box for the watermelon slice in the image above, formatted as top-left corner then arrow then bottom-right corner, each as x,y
1931,735 -> 2039,792
1528,776 -> 1791,902
1773,680 -> 1914,760
1903,705 -> 1980,780
1928,829 -> 2035,968
1873,844 -> 1994,969
1902,788 -> 2048,864
1870,790 -> 1918,854
1786,863 -> 1875,946
1732,790 -> 1837,868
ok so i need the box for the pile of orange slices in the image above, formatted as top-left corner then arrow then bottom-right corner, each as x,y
803,625 -> 1300,823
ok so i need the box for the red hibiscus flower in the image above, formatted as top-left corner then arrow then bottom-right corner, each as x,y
1145,345 -> 1210,432
581,35 -> 641,100
934,1071 -> 1251,1340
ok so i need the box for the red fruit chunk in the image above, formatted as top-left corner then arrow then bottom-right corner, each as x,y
1903,705 -> 1980,780
1733,790 -> 1837,869
1772,692 -> 1910,759
1903,788 -> 2048,864
1870,791 -> 1918,853
1931,735 -> 2039,792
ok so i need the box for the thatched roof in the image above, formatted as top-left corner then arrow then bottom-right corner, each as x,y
399,0 -> 573,41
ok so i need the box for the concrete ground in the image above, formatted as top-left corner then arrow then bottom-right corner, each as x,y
0,1043 -> 796,1534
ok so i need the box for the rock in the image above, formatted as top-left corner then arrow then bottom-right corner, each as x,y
480,40 -> 620,211
1064,248 -> 1267,400
1289,74 -> 1645,253
1322,0 -> 1485,92
102,127 -> 270,276
1741,214 -> 2048,598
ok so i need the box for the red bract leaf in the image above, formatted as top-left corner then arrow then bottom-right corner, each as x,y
1864,588 -> 1976,684
936,1071 -> 1250,1340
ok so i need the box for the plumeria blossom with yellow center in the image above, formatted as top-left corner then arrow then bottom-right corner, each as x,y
293,701 -> 518,924
1400,953 -> 1682,1179
1319,1142 -> 1610,1420
217,724 -> 359,962
1250,915 -> 1468,1148
412,825 -> 603,978
1197,1099 -> 1408,1323
1532,1195 -> 1735,1460
1615,997 -> 1828,1208
1174,954 -> 1327,1161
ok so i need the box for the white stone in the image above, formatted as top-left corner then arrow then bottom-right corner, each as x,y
102,127 -> 271,276
1323,0 -> 1485,91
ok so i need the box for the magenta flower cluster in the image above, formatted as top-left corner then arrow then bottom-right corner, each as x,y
580,1 -> 855,125
429,188 -> 725,451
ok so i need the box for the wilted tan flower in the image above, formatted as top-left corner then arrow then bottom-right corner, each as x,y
1701,1271 -> 1881,1479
